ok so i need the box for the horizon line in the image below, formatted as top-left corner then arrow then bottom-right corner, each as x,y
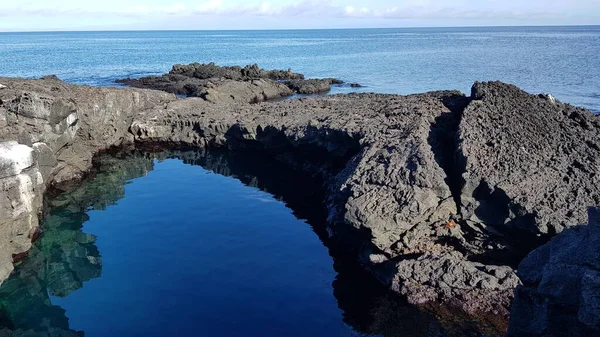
1,24 -> 599,34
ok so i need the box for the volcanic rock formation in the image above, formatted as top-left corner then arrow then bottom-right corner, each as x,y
0,71 -> 598,332
116,62 -> 348,102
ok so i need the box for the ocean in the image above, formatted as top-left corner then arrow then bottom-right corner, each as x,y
0,26 -> 599,112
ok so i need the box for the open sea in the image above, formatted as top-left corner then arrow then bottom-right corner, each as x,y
0,26 -> 599,111
0,26 -> 599,337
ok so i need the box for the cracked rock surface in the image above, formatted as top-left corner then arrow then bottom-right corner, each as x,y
0,74 -> 599,327
458,81 -> 600,236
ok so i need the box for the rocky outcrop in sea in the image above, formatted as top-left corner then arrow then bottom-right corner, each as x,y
0,65 -> 599,334
116,62 -> 350,103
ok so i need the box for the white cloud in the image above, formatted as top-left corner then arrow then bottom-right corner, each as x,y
167,3 -> 186,14
195,0 -> 223,14
258,2 -> 272,14
116,3 -> 187,16
0,0 -> 598,21
190,1 -> 337,17
344,6 -> 372,17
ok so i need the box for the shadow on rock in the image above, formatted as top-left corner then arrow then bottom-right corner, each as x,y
507,207 -> 600,336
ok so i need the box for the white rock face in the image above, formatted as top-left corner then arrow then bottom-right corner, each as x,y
0,141 -> 44,284
0,108 -> 6,128
66,112 -> 79,137
0,141 -> 35,179
0,84 -> 6,89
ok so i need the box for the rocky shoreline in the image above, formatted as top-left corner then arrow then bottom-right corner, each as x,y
1,65 -> 599,335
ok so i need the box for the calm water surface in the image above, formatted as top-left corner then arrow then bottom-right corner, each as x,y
52,155 -> 351,337
0,26 -> 599,112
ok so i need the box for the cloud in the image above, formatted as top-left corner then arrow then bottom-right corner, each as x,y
0,0 -> 597,21
117,3 -> 187,16
189,1 -> 341,17
195,0 -> 223,14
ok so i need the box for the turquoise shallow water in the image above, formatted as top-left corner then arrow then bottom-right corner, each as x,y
0,27 -> 599,112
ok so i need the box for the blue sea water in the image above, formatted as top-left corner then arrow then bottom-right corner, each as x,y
0,26 -> 599,112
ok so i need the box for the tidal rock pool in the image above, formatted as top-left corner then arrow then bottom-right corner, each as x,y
0,150 -> 503,337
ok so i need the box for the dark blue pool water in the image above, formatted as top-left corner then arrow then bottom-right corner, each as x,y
53,158 -> 354,337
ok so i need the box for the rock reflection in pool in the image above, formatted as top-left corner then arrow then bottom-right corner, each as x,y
0,150 -> 498,337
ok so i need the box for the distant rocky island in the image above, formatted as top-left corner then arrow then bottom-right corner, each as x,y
0,63 -> 599,336
116,62 -> 359,102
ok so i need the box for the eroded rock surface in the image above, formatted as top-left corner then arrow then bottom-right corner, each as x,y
168,62 -> 305,81
0,74 -> 598,330
458,82 -> 600,237
283,78 -> 344,94
116,62 -> 346,102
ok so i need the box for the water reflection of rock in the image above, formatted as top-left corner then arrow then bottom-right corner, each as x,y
0,153 -> 154,337
0,150 -> 504,337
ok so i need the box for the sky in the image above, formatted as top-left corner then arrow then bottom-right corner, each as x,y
0,0 -> 599,31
